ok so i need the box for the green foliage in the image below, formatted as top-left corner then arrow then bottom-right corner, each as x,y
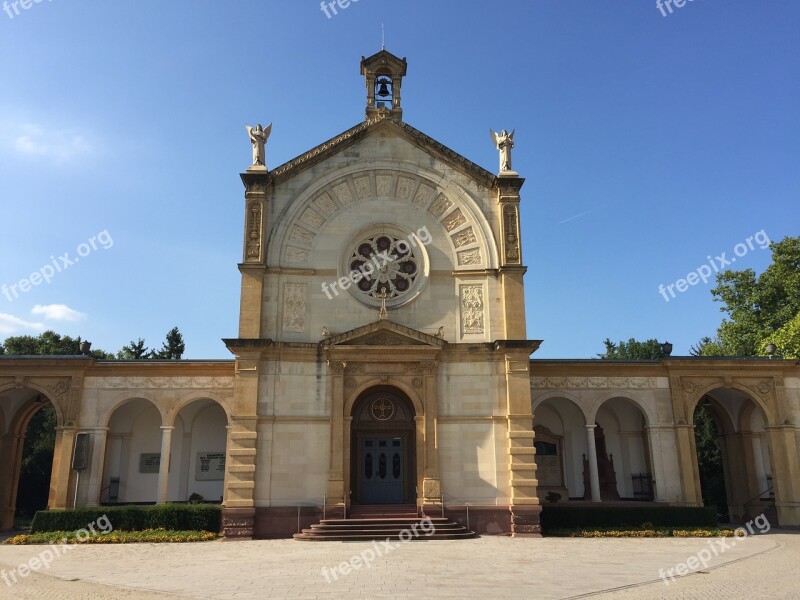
599,338 -> 665,359
693,403 -> 728,520
15,404 -> 57,519
6,529 -> 218,544
1,330 -> 113,359
710,236 -> 800,356
30,504 -> 222,534
117,338 -> 151,360
540,506 -> 717,533
153,327 -> 185,359
690,336 -> 726,357
758,311 -> 800,359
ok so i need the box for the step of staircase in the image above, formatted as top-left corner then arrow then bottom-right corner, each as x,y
294,510 -> 477,541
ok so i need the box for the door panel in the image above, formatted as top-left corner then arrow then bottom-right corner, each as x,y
361,437 -> 404,504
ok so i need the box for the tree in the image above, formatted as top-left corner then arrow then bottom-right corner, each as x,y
710,236 -> 800,356
690,336 -> 725,357
154,327 -> 185,360
15,403 -> 57,520
758,311 -> 800,359
599,338 -> 666,360
1,330 -> 114,359
693,403 -> 728,520
117,338 -> 151,360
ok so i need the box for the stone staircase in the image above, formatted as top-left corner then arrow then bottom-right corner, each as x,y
293,504 -> 477,541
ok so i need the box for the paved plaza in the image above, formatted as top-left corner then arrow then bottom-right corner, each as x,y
0,531 -> 798,599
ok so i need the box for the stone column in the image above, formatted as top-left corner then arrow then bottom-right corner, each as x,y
83,427 -> 109,507
326,361 -> 346,511
0,433 -> 21,530
495,178 -> 526,340
585,425 -> 601,502
766,425 -> 800,526
49,426 -> 76,509
156,426 -> 174,504
421,361 -> 442,510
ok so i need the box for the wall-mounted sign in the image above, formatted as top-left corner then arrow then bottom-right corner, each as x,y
195,452 -> 226,481
139,453 -> 161,474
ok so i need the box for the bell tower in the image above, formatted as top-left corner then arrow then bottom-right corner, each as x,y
360,50 -> 407,121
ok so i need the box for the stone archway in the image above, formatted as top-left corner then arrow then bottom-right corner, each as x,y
349,387 -> 417,505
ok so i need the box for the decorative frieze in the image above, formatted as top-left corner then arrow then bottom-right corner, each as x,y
84,377 -> 235,390
532,376 -> 658,389
442,208 -> 467,232
457,249 -> 482,266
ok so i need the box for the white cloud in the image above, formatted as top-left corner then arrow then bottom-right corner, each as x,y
31,304 -> 86,321
0,314 -> 44,335
11,123 -> 94,163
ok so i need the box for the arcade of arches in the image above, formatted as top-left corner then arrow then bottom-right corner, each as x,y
2,50 -> 799,539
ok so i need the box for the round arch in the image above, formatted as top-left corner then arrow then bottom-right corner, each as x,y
268,160 -> 500,271
533,393 -> 589,423
0,382 -> 64,429
589,394 -> 655,428
345,378 -> 424,418
102,395 -> 166,429
349,385 -> 418,506
687,383 -> 774,428
165,393 -> 232,427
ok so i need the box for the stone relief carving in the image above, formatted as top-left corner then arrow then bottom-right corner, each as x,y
282,283 -> 306,333
442,209 -> 467,232
314,193 -> 338,216
412,184 -> 435,207
395,176 -> 414,200
85,377 -> 235,389
246,201 -> 262,260
285,247 -> 309,264
461,285 -> 485,335
503,204 -> 520,264
376,175 -> 393,196
300,208 -> 324,229
289,226 -> 314,245
457,249 -> 482,266
428,194 -> 453,218
327,360 -> 347,374
452,227 -> 477,248
354,176 -> 371,199
332,182 -> 354,205
531,376 -> 658,389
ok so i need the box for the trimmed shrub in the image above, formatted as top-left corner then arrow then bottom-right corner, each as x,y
30,504 -> 222,534
540,506 -> 717,533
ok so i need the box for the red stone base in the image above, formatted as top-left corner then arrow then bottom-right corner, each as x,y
443,505 -> 513,535
222,507 -> 256,539
252,506 -> 325,539
510,505 -> 542,537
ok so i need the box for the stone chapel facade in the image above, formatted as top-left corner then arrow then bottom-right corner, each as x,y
1,50 -> 799,538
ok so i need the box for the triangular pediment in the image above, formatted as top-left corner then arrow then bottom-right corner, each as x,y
268,114 -> 496,187
322,319 -> 446,348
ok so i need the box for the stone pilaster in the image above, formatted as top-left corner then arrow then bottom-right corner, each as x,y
495,176 -> 527,340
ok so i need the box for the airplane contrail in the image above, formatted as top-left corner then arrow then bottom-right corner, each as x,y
559,207 -> 601,225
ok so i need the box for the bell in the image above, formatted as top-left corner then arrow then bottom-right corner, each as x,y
376,80 -> 391,97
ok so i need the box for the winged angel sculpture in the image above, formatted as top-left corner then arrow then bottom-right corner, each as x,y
490,129 -> 515,173
246,123 -> 272,167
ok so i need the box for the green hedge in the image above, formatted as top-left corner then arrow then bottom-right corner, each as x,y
540,506 -> 717,533
30,504 -> 222,534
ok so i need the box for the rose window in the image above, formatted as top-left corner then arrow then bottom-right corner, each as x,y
348,234 -> 419,299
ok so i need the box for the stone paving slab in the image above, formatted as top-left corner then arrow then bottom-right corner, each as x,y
0,532 -> 797,599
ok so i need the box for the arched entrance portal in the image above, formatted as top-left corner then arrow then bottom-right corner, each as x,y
350,387 -> 416,505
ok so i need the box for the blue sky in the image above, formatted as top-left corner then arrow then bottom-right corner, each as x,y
0,0 -> 797,359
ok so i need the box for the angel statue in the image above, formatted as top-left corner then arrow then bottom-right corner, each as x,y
246,123 -> 272,167
490,129 -> 516,174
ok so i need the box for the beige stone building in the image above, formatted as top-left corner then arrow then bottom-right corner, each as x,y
2,50 -> 799,538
